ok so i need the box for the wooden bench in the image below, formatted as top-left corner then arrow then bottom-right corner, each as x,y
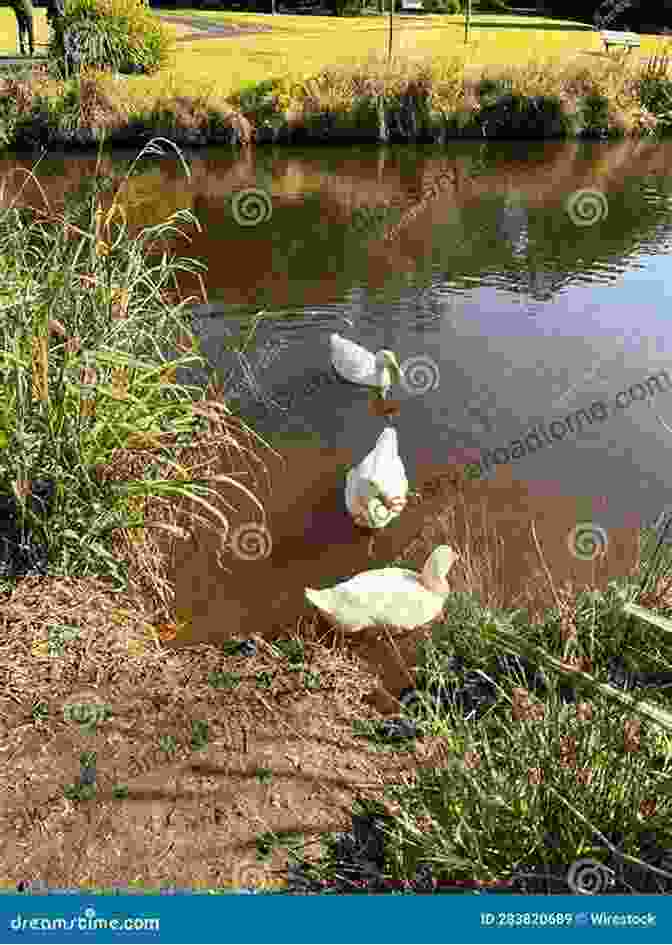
600,30 -> 641,54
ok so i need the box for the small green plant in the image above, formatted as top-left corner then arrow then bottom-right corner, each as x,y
63,702 -> 113,733
112,784 -> 129,799
158,734 -> 177,756
31,700 -> 49,722
64,782 -> 97,801
255,671 -> 274,689
303,670 -> 322,690
255,767 -> 273,785
190,720 -> 210,750
220,639 -> 249,656
47,622 -> 81,656
64,757 -> 97,803
208,670 -> 241,690
255,830 -> 304,862
273,639 -> 305,666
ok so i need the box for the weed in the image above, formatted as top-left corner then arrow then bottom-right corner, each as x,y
272,638 -> 305,666
302,670 -> 322,690
31,700 -> 49,722
255,670 -> 274,689
190,719 -> 209,750
255,767 -> 273,785
208,670 -> 241,690
158,734 -> 177,756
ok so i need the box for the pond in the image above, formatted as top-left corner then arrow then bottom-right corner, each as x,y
3,138 -> 672,668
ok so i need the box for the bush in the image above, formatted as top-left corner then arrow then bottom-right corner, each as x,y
478,92 -> 572,138
423,0 -> 461,11
638,74 -> 672,116
47,0 -> 174,78
475,0 -> 511,10
228,78 -> 282,123
577,91 -> 612,137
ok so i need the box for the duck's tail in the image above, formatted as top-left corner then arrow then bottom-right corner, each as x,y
305,588 -> 329,613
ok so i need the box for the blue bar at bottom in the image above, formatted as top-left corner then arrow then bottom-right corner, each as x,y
0,893 -> 669,943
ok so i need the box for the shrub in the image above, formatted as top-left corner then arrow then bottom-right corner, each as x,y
476,76 -> 514,105
228,78 -> 280,124
478,92 -> 572,138
577,91 -> 612,136
47,0 -> 174,78
423,0 -> 461,11
638,75 -> 672,119
338,0 -> 367,13
475,0 -> 511,10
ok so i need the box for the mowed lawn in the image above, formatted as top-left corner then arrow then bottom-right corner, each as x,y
158,10 -> 671,96
0,8 -> 670,101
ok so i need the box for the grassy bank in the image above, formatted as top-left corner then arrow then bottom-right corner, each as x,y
0,11 -> 672,147
4,140 -> 672,892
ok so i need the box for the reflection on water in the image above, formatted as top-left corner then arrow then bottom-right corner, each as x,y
2,138 -> 669,667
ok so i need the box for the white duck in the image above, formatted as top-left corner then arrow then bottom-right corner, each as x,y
345,427 -> 408,530
305,545 -> 459,632
330,333 -> 403,399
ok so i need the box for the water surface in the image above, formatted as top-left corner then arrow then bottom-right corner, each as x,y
3,139 -> 671,663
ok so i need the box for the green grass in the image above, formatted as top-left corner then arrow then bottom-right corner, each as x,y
288,535 -> 672,891
0,135 -> 276,598
154,9 -> 668,98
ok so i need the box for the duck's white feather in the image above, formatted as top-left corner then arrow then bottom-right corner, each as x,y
330,334 -> 377,385
330,333 -> 402,396
305,546 -> 457,632
345,427 -> 408,529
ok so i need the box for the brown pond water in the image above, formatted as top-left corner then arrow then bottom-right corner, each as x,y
2,138 -> 670,703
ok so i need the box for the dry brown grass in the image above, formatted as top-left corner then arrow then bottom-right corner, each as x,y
0,571 -> 454,890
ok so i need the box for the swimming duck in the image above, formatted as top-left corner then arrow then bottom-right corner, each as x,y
345,427 -> 408,530
305,545 -> 459,632
330,333 -> 402,399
